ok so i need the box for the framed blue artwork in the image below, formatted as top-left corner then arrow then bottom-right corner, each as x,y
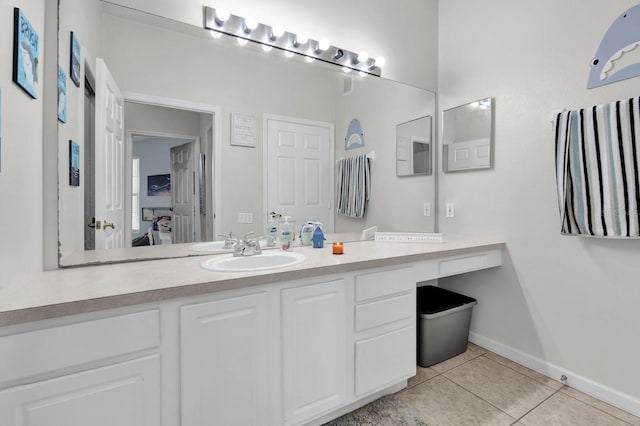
147,174 -> 171,196
69,140 -> 80,186
58,65 -> 67,123
12,8 -> 39,99
70,32 -> 81,87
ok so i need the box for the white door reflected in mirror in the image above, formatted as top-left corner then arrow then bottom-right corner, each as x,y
442,97 -> 493,173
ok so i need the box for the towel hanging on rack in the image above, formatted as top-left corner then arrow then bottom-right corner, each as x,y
554,96 -> 640,237
336,153 -> 371,218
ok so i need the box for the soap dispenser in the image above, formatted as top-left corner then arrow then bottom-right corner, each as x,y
312,221 -> 325,248
280,216 -> 293,250
300,221 -> 315,246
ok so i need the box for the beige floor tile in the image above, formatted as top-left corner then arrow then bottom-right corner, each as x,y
484,351 -> 564,390
520,391 -> 630,426
396,375 -> 516,426
429,347 -> 484,373
468,342 -> 489,355
443,356 -> 558,419
560,387 -> 640,426
407,366 -> 439,388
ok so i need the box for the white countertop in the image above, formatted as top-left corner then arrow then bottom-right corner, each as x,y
1,236 -> 505,327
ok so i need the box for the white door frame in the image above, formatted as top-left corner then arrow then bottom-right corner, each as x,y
128,130 -> 199,239
123,92 -> 223,239
262,113 -> 335,232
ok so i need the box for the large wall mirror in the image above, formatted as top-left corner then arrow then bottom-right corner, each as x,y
57,0 -> 436,266
442,97 -> 493,173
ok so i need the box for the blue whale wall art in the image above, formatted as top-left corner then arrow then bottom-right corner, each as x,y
588,3 -> 640,89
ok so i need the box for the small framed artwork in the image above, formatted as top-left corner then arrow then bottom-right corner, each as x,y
70,32 -> 81,87
345,118 -> 365,150
0,88 -> 2,173
12,8 -> 39,99
69,140 -> 80,186
142,208 -> 154,221
147,174 -> 171,196
58,65 -> 67,123
231,112 -> 256,147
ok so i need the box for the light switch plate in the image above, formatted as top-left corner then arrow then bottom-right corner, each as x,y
238,212 -> 253,223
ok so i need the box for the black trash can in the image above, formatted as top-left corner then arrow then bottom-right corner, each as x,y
417,285 -> 477,367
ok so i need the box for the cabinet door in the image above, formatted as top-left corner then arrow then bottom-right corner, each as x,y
0,355 -> 160,426
355,325 -> 416,396
181,292 -> 269,426
282,280 -> 347,426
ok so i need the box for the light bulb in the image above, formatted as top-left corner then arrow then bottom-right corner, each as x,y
215,8 -> 230,23
357,51 -> 369,63
305,56 -> 315,63
237,37 -> 249,46
295,33 -> 309,46
318,39 -> 330,51
284,50 -> 295,58
272,25 -> 285,38
262,44 -> 273,52
245,16 -> 258,31
374,56 -> 386,67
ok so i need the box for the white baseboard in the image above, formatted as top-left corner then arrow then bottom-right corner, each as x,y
469,332 -> 640,418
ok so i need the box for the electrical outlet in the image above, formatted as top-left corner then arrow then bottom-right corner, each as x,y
446,203 -> 455,218
423,201 -> 431,217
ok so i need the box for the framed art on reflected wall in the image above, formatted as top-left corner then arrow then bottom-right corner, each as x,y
70,32 -> 81,87
12,8 -> 39,99
69,140 -> 80,186
58,66 -> 67,123
147,174 -> 171,196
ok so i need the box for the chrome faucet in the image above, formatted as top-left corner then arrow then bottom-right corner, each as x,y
217,232 -> 238,250
233,233 -> 262,257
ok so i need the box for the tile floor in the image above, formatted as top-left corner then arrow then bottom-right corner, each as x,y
395,343 -> 640,426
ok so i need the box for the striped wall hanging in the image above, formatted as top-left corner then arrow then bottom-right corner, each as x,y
554,96 -> 640,237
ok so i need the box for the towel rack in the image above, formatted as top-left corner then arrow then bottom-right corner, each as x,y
548,108 -> 567,124
337,150 -> 375,162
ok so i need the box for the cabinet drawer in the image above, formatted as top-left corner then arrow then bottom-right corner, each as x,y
355,292 -> 415,332
355,267 -> 413,302
0,355 -> 160,426
0,310 -> 160,383
355,325 -> 416,396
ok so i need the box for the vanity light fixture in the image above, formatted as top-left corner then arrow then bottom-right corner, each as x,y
204,6 -> 384,76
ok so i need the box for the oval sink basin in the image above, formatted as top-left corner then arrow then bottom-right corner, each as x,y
201,251 -> 306,272
191,238 -> 267,253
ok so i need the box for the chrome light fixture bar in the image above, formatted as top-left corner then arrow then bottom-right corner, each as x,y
204,6 -> 383,77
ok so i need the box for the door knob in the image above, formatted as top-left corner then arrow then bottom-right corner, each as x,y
103,221 -> 115,230
87,218 -> 96,228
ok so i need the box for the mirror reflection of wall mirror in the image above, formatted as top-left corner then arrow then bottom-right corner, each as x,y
57,0 -> 436,266
442,97 -> 493,173
396,116 -> 432,177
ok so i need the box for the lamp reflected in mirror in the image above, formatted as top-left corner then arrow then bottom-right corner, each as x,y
442,97 -> 493,172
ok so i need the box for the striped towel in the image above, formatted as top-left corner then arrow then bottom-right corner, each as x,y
336,154 -> 371,218
554,96 -> 640,237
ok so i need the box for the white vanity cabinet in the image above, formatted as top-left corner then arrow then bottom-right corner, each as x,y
180,292 -> 270,426
353,267 -> 416,397
0,310 -> 161,426
281,279 -> 348,426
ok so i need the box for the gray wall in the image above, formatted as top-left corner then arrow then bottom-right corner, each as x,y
438,0 -> 640,411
